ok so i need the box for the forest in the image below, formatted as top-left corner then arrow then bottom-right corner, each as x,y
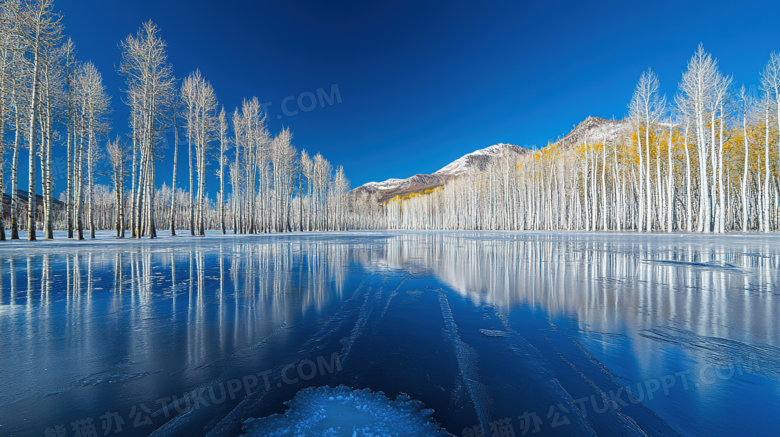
2,1 -> 779,240
0,0 -> 386,241
387,46 -> 780,233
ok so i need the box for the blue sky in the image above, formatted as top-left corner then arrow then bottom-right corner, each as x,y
14,0 -> 780,193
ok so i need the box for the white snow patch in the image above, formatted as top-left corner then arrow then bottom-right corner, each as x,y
241,386 -> 451,437
434,143 -> 515,176
361,178 -> 409,191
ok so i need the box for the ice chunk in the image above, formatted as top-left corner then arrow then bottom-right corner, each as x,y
242,385 -> 452,437
479,329 -> 508,338
642,259 -> 744,272
405,289 -> 425,297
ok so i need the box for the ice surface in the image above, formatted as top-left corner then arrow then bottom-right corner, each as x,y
339,284 -> 375,366
642,259 -> 744,272
437,292 -> 492,432
241,386 -> 451,437
2,231 -> 779,437
639,326 -> 780,376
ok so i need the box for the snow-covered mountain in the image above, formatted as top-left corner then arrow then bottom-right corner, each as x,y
352,173 -> 449,202
352,143 -> 528,202
550,116 -> 630,150
433,143 -> 528,176
353,117 -> 632,202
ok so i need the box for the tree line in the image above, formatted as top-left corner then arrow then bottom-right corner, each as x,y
387,45 -> 780,233
0,1 -> 385,241
5,3 -> 777,238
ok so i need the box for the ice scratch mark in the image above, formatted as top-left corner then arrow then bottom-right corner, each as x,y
546,378 -> 598,436
559,328 -> 681,436
437,291 -> 492,433
192,323 -> 288,371
377,276 -> 409,322
497,310 -> 675,436
347,279 -> 366,301
339,285 -> 377,367
152,281 -> 372,437
552,346 -> 617,414
640,326 -> 780,377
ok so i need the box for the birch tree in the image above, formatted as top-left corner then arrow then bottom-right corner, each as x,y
677,45 -> 719,233
118,20 -> 175,239
107,136 -> 126,237
62,37 -> 77,238
217,106 -> 228,234
760,53 -> 780,233
0,0 -> 22,240
168,99 -> 180,235
76,62 -> 111,239
180,70 -> 217,235
18,0 -> 62,240
629,69 -> 665,231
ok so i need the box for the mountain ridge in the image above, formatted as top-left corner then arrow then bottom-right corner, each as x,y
352,116 -> 632,202
352,143 -> 529,202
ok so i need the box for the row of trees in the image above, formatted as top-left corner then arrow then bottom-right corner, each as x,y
387,45 -> 780,233
0,0 -> 114,241
1,1 -> 381,241
4,181 -> 385,235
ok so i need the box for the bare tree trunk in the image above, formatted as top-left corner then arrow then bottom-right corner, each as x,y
115,163 -> 123,237
667,123 -> 675,232
682,123 -> 692,232
76,114 -> 85,240
636,121 -> 644,232
0,43 -> 6,241
130,109 -> 138,238
696,107 -> 709,233
11,90 -> 20,240
645,118 -> 652,232
27,36 -> 41,241
149,154 -> 157,238
742,107 -> 750,231
135,145 -> 147,239
64,43 -> 75,239
88,116 -> 95,238
717,103 -> 725,233
764,98 -> 770,232
43,70 -> 53,239
170,119 -> 179,235
601,142 -> 607,230
219,109 -> 227,234
188,115 -> 195,235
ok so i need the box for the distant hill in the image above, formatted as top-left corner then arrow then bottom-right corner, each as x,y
1,189 -> 65,216
352,116 -> 632,202
352,143 -> 529,203
549,116 -> 630,150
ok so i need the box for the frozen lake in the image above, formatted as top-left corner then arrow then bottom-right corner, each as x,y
0,231 -> 778,436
